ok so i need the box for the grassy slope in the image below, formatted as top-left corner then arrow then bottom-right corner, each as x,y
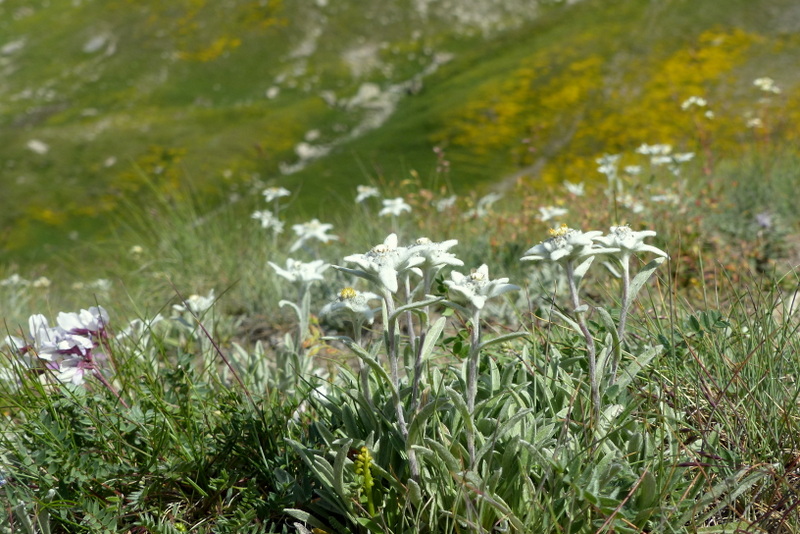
1,0 -> 799,264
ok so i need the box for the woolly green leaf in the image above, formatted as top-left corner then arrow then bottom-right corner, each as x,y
389,296 -> 443,324
418,316 -> 447,363
477,331 -> 529,352
421,438 -> 462,472
628,256 -> 666,303
446,387 -> 474,433
616,345 -> 663,390
333,439 -> 353,507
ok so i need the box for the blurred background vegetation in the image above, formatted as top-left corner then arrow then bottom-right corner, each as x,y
2,0 -> 799,263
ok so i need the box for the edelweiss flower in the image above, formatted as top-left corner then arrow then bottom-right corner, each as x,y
593,225 -> 668,260
521,225 -> 615,264
537,206 -> 569,223
408,237 -> 463,272
262,187 -> 291,203
681,96 -> 707,110
268,258 -> 329,284
753,77 -> 780,94
635,143 -> 672,156
563,181 -> 585,196
252,210 -> 284,233
336,233 -> 425,293
444,264 -> 519,311
321,287 -> 381,325
355,185 -> 380,203
289,219 -> 338,252
435,195 -> 458,212
379,197 -> 412,217
173,290 -> 216,315
465,192 -> 502,218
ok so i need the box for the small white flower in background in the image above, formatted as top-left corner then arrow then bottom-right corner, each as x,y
32,276 -> 51,288
444,264 -> 519,311
355,185 -> 380,203
336,233 -> 425,294
746,117 -> 764,129
537,206 -> 569,223
672,152 -> 695,163
262,187 -> 291,203
409,237 -> 463,272
252,210 -> 284,233
681,96 -> 707,110
88,279 -> 112,292
650,193 -> 680,204
624,165 -> 642,175
753,77 -> 780,94
129,245 -> 144,256
621,194 -> 645,214
435,195 -> 458,212
636,143 -> 672,156
563,180 -> 584,196
596,154 -> 620,177
289,219 -> 338,252
321,287 -> 381,325
26,139 -> 49,155
704,110 -> 715,119
522,225 -> 616,265
593,225 -> 668,260
1,274 -> 30,287
379,197 -> 412,217
173,290 -> 216,315
268,258 -> 329,284
465,192 -> 502,218
650,155 -> 673,166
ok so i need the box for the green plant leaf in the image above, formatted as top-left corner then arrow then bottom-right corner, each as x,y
616,344 -> 663,390
628,256 -> 666,304
477,331 -> 529,352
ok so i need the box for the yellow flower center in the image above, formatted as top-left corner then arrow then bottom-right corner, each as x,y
339,287 -> 357,299
548,223 -> 570,237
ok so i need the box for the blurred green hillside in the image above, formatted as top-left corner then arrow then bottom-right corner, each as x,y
2,0 -> 799,263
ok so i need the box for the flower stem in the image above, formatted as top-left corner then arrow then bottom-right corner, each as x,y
381,288 -> 419,479
611,258 -> 631,384
565,262 -> 600,431
466,307 -> 481,467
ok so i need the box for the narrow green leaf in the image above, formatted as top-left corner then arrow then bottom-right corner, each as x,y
333,439 -> 353,506
616,345 -> 663,390
389,296 -> 443,324
419,316 -> 447,362
477,331 -> 529,352
421,438 -> 462,472
628,256 -> 666,303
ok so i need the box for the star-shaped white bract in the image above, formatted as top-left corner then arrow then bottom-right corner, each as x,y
444,264 -> 519,311
592,225 -> 668,261
336,233 -> 425,294
521,226 -> 612,264
379,197 -> 412,217
268,258 -> 329,285
321,287 -> 381,325
408,237 -> 463,272
289,219 -> 339,252
262,187 -> 291,203
355,185 -> 380,204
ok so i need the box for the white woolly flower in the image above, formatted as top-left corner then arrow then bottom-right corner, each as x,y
408,237 -> 463,272
537,206 -> 569,223
173,290 -> 216,315
444,264 -> 519,311
563,181 -> 585,196
252,210 -> 284,233
465,192 -> 502,218
289,219 -> 338,252
753,77 -> 780,94
355,185 -> 380,203
262,187 -> 291,203
593,225 -> 668,261
379,197 -> 412,217
321,287 -> 381,325
636,143 -> 672,156
681,96 -> 707,110
336,233 -> 425,294
521,225 -> 616,264
268,258 -> 329,284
